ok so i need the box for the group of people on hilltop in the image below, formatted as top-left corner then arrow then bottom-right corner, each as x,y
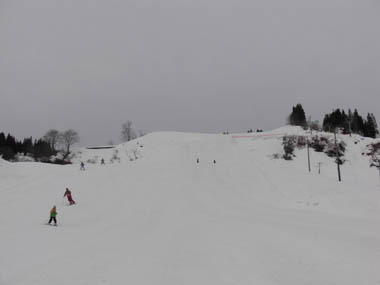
79,158 -> 106,171
47,188 -> 76,226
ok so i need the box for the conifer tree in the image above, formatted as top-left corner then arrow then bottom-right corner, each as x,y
288,104 -> 307,127
364,113 -> 378,138
0,133 -> 6,146
370,113 -> 379,137
348,109 -> 353,133
351,109 -> 364,134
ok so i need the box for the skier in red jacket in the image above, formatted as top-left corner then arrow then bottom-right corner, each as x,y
64,188 -> 76,205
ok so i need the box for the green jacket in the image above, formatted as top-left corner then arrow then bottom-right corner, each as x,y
50,208 -> 57,217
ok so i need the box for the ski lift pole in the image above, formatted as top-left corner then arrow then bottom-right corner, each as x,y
307,139 -> 311,172
334,129 -> 342,182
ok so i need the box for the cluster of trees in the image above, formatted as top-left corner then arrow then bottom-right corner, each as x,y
43,129 -> 79,155
0,129 -> 79,162
288,104 -> 378,138
1,119 -> 142,162
0,133 -> 55,161
281,134 -> 346,163
322,109 -> 378,138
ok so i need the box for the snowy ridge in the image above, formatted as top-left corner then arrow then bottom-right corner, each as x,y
1,126 -> 380,285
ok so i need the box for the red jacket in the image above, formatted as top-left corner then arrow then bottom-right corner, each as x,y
64,190 -> 72,198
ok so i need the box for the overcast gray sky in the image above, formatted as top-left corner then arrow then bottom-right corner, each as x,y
1,0 -> 379,146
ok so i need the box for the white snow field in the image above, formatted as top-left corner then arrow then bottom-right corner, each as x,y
1,126 -> 380,285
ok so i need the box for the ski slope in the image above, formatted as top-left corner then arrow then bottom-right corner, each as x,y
1,126 -> 380,285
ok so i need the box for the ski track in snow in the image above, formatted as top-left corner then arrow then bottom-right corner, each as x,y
1,126 -> 380,285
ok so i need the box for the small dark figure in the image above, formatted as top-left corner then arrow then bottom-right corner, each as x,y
101,158 -> 105,165
80,162 -> 85,170
48,206 -> 57,225
197,158 -> 199,163
64,188 -> 76,205
213,160 -> 216,164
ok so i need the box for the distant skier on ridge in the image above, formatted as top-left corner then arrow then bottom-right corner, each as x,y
63,188 -> 76,205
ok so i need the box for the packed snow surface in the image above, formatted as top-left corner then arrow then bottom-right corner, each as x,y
1,126 -> 380,284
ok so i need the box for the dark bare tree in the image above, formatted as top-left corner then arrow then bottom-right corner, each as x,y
121,121 -> 136,142
60,129 -> 79,154
43,129 -> 61,151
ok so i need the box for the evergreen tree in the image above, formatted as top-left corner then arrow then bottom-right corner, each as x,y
33,139 -> 55,159
322,114 -> 331,131
20,137 -> 33,155
0,133 -> 6,146
341,110 -> 349,133
0,134 -> 16,160
347,109 -> 353,134
370,113 -> 379,137
351,109 -> 363,134
364,113 -> 378,138
288,104 -> 307,127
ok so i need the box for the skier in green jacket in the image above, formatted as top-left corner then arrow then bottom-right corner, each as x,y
48,206 -> 58,226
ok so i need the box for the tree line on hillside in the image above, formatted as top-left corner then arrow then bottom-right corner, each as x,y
0,129 -> 79,162
0,134 -> 55,161
0,120 -> 142,163
288,104 -> 379,138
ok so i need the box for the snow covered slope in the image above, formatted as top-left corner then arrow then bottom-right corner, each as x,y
1,126 -> 380,285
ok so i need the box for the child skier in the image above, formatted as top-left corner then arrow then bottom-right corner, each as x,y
48,206 -> 58,226
80,162 -> 85,170
63,188 -> 76,205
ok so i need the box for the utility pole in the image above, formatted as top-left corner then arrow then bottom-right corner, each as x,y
307,126 -> 311,172
307,140 -> 311,172
334,129 -> 342,182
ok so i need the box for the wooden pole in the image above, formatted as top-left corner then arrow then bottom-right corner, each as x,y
307,141 -> 311,172
334,130 -> 342,182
